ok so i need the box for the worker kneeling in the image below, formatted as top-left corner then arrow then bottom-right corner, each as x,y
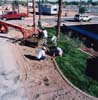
48,46 -> 63,57
36,47 -> 47,61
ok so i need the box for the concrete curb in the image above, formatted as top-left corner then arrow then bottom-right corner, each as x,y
52,58 -> 97,100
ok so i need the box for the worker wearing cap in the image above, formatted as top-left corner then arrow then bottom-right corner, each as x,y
36,47 -> 46,61
51,35 -> 57,46
42,28 -> 48,45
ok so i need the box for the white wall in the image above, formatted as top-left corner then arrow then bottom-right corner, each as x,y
51,5 -> 58,14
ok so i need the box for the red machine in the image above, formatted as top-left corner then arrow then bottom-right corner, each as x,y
0,20 -> 40,40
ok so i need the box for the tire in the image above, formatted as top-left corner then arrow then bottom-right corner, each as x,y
88,18 -> 91,22
80,19 -> 83,22
2,18 -> 7,21
20,17 -> 24,20
88,19 -> 90,22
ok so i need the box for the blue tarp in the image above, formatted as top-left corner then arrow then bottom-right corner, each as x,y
68,26 -> 98,40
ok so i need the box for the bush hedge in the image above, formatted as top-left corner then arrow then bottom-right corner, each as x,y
46,27 -> 98,97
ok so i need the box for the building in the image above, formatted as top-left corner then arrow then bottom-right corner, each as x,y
40,3 -> 58,15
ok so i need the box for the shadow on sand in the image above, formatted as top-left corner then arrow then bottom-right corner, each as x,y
24,55 -> 39,61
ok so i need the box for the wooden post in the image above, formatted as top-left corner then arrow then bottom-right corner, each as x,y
27,0 -> 29,16
79,0 -> 82,13
32,0 -> 36,33
56,0 -> 62,39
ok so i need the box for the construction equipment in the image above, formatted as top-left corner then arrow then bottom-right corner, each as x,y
0,20 -> 39,39
0,22 -> 8,33
0,20 -> 42,46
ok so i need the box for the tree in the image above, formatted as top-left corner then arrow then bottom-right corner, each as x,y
87,0 -> 92,7
12,0 -> 19,13
4,0 -> 7,4
62,1 -> 68,8
71,1 -> 79,5
56,0 -> 62,39
42,0 -> 44,3
19,1 -> 27,6
45,0 -> 48,3
79,7 -> 87,14
88,0 -> 92,4
0,0 -> 2,6
91,2 -> 98,6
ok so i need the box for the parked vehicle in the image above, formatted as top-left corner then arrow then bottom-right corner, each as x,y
74,14 -> 92,22
0,11 -> 27,20
0,11 -> 3,15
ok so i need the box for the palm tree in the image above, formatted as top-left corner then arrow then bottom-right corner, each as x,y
56,0 -> 62,39
32,0 -> 36,32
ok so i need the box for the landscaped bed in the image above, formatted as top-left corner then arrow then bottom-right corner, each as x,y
46,27 -> 98,97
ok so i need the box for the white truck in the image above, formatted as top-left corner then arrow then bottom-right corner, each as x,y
74,14 -> 92,22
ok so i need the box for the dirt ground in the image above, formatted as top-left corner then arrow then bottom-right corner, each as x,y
0,30 -> 28,100
7,26 -> 98,100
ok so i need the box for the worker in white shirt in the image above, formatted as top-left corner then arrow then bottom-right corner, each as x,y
36,47 -> 46,61
56,47 -> 63,57
51,35 -> 57,46
42,28 -> 48,45
49,46 -> 63,57
0,11 -> 2,15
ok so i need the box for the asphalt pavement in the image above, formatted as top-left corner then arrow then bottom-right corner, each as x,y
5,15 -> 98,27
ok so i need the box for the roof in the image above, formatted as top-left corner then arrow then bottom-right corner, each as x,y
40,3 -> 58,6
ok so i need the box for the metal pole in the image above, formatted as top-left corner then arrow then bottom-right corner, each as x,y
38,0 -> 42,28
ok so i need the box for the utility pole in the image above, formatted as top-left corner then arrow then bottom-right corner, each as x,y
27,0 -> 29,16
79,0 -> 82,13
56,0 -> 62,39
32,0 -> 36,32
38,0 -> 42,28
